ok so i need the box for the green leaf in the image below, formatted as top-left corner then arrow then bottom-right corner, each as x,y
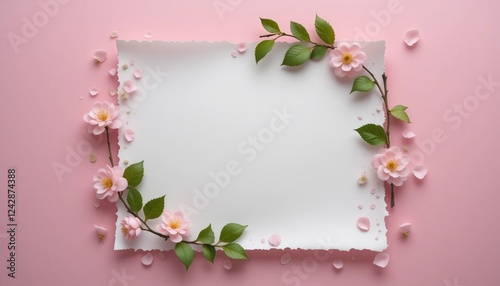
310,46 -> 328,60
219,223 -> 247,243
354,124 -> 388,146
350,76 -> 375,94
290,21 -> 310,42
202,245 -> 216,263
175,242 -> 195,270
314,15 -> 335,45
143,195 -> 165,221
222,243 -> 248,260
260,18 -> 281,34
196,224 -> 215,244
255,40 -> 275,64
123,161 -> 144,188
281,44 -> 311,66
390,105 -> 411,123
126,186 -> 143,213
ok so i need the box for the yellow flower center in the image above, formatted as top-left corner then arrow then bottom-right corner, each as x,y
101,177 -> 113,189
386,160 -> 398,172
121,226 -> 128,236
97,109 -> 109,121
169,218 -> 181,230
342,53 -> 353,64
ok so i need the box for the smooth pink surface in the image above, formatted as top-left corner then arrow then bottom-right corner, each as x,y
1,0 -> 500,285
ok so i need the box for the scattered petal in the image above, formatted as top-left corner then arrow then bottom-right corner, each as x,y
122,63 -> 129,70
358,173 -> 367,185
375,194 -> 380,199
124,129 -> 135,142
402,146 -> 409,152
93,201 -> 100,208
109,68 -> 117,76
237,42 -> 247,53
376,107 -> 381,113
79,96 -> 83,100
231,51 -> 237,58
413,164 -> 427,179
357,115 -> 363,120
110,31 -> 119,38
95,225 -> 108,241
94,50 -> 107,63
123,80 -> 137,94
133,69 -> 142,79
370,204 -> 376,210
357,204 -> 363,210
404,29 -> 420,47
375,237 -> 379,241
357,217 -> 370,231
223,259 -> 232,270
89,88 -> 99,97
109,88 -> 117,96
260,238 -> 265,244
144,31 -> 153,39
370,188 -> 376,195
373,253 -> 390,268
268,234 -> 281,247
89,154 -> 97,163
280,253 -> 292,265
141,253 -> 154,266
402,130 -> 416,139
332,259 -> 344,270
399,222 -> 412,237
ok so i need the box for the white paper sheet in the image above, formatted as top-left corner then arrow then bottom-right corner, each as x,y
115,41 -> 388,251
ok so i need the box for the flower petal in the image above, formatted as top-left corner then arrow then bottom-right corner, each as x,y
412,164 -> 427,179
268,233 -> 281,247
124,129 -> 135,142
133,69 -> 142,79
280,253 -> 292,265
123,80 -> 137,94
402,130 -> 416,138
357,217 -> 370,231
399,222 -> 412,234
404,29 -> 420,47
237,42 -> 247,53
141,253 -> 154,266
373,253 -> 390,268
144,31 -> 153,39
94,50 -> 107,63
332,259 -> 344,270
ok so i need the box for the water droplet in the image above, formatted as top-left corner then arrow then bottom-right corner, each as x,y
370,188 -> 376,195
375,194 -> 380,199
93,201 -> 100,208
144,31 -> 153,39
357,115 -> 363,120
280,253 -> 292,265
370,204 -> 376,210
374,237 -> 379,241
231,51 -> 237,58
223,259 -> 232,270
357,204 -> 363,210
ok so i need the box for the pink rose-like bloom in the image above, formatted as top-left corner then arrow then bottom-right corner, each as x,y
371,146 -> 411,186
121,216 -> 142,239
329,42 -> 366,78
93,165 -> 128,202
156,211 -> 190,243
83,101 -> 121,135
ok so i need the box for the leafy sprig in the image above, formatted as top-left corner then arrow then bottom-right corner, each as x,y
255,16 -> 413,207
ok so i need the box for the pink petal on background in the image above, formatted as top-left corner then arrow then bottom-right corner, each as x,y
93,201 -> 100,208
404,30 -> 420,47
223,259 -> 232,270
231,51 -> 237,58
413,164 -> 428,179
332,259 -> 344,270
110,31 -> 119,38
94,50 -> 107,63
268,233 -> 281,247
357,217 -> 370,231
89,153 -> 97,163
123,80 -> 137,94
124,129 -> 135,142
237,42 -> 247,53
133,69 -> 142,79
89,88 -> 99,97
141,253 -> 154,266
109,88 -> 117,96
144,31 -> 153,39
94,225 -> 107,239
399,222 -> 412,236
373,253 -> 390,268
402,130 -> 416,138
109,68 -> 117,76
280,253 -> 292,265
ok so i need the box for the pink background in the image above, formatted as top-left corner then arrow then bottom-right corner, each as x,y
1,0 -> 499,285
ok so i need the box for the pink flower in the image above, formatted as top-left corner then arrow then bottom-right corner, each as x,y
83,101 -> 121,135
120,216 -> 142,239
94,225 -> 108,242
156,211 -> 190,243
329,42 -> 366,78
371,146 -> 411,187
93,165 -> 128,202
